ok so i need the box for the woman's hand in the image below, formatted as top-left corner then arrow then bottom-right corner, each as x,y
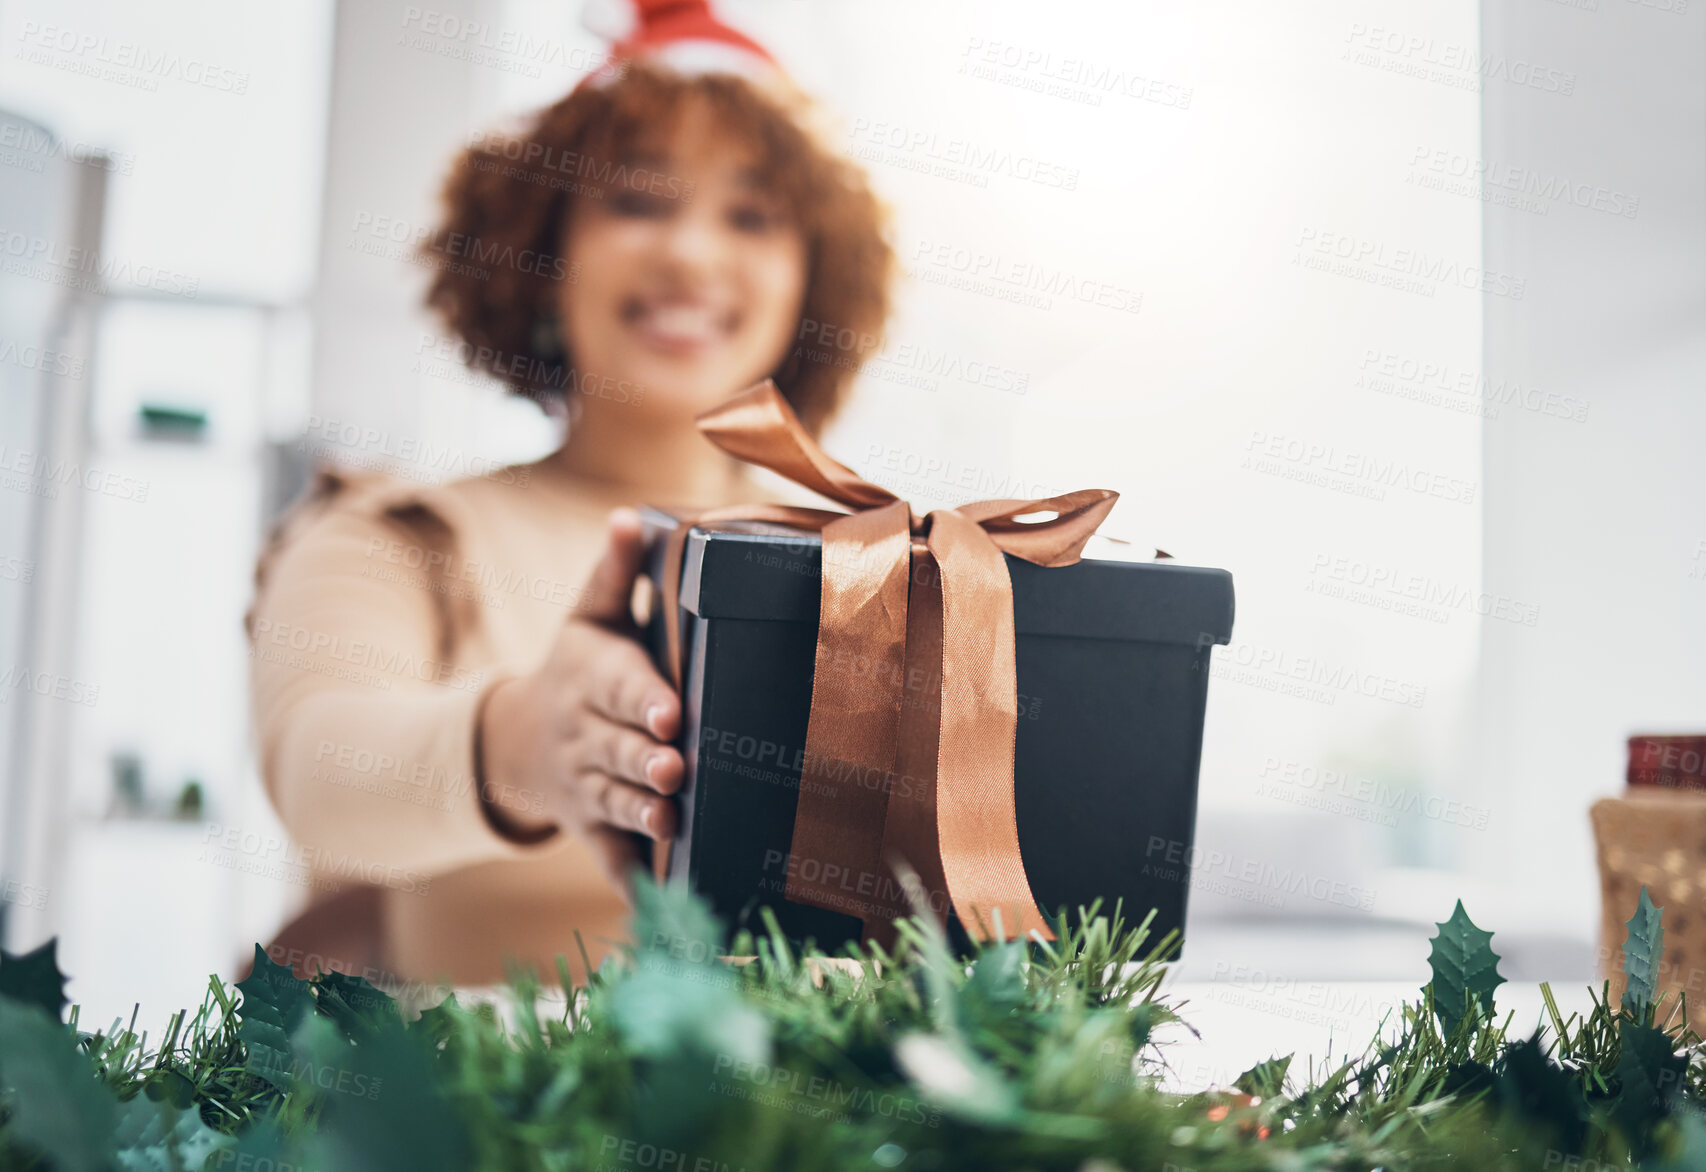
476,508 -> 683,891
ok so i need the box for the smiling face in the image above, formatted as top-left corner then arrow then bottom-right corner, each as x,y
555,97 -> 809,419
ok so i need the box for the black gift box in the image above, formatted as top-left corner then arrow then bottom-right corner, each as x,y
641,510 -> 1234,954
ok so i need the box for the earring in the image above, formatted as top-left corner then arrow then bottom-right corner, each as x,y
531,315 -> 565,361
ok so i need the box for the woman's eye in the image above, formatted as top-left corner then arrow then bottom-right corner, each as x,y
728,204 -> 776,233
610,190 -> 669,218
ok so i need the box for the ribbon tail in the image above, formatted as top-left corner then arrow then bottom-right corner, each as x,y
928,509 -> 1056,943
784,500 -> 915,924
865,542 -> 952,948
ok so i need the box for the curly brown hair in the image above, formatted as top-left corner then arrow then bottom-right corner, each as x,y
419,64 -> 893,435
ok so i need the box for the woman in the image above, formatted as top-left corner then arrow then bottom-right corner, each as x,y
247,0 -> 892,987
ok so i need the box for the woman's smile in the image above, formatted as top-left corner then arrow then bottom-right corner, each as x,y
619,292 -> 739,357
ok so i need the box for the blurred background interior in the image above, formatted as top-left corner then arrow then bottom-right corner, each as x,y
1,0 -> 1702,1026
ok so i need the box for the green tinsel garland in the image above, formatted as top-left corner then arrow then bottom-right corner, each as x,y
0,883 -> 1700,1171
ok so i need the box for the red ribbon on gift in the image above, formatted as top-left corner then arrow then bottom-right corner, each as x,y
657,381 -> 1117,943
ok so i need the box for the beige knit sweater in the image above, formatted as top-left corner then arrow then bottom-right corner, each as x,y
248,459 -> 676,986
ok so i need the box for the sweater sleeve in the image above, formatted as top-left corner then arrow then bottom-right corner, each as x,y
247,472 -> 559,879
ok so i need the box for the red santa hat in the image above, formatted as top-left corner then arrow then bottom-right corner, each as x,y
581,0 -> 780,84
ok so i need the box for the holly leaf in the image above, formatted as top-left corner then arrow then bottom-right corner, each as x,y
895,1031 -> 1022,1125
964,942 -> 1027,1012
234,944 -> 313,1092
1427,901 -> 1505,1037
0,995 -> 117,1172
1234,1055 -> 1292,1098
1613,1020 -> 1687,1156
1650,1109 -> 1706,1171
142,1069 -> 197,1111
1622,886 -> 1665,1014
0,939 -> 70,1021
415,993 -> 460,1050
220,1118 -> 302,1172
315,969 -> 397,1038
1128,1001 -> 1159,1052
112,1093 -> 235,1172
630,873 -> 724,966
606,965 -> 768,1065
301,1017 -> 473,1172
1498,1034 -> 1585,1152
1441,1060 -> 1497,1102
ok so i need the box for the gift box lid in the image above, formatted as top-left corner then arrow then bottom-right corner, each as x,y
656,516 -> 1234,648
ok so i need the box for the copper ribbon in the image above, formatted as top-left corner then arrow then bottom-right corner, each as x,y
658,381 -> 1116,943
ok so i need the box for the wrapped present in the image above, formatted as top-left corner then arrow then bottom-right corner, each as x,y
1591,790 -> 1706,1035
641,382 -> 1234,952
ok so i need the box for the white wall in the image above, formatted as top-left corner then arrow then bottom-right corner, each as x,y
306,0 -> 562,474
1474,0 -> 1706,930
0,0 -> 335,1014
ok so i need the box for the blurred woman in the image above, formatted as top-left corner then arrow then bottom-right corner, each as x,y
247,0 -> 891,987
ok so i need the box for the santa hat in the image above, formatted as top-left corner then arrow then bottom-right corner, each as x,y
581,0 -> 781,84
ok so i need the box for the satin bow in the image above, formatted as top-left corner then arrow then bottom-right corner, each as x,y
658,381 -> 1117,943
